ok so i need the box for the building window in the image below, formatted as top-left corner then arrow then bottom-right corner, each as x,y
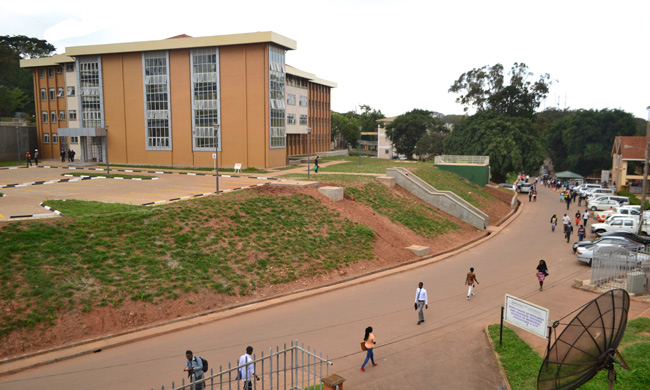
288,113 -> 296,124
51,111 -> 57,123
59,111 -> 65,121
190,47 -> 220,150
269,45 -> 286,148
48,67 -> 54,77
67,86 -> 75,96
299,96 -> 307,107
70,136 -> 79,144
57,87 -> 64,98
40,89 -> 46,101
287,94 -> 296,105
56,65 -> 63,74
44,134 -> 49,144
143,51 -> 171,149
42,111 -> 48,123
52,134 -> 58,144
69,110 -> 77,121
300,114 -> 307,125
66,63 -> 75,72
78,56 -> 103,128
39,68 -> 45,78
49,88 -> 55,100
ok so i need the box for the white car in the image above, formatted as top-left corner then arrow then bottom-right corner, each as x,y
590,217 -> 650,235
595,205 -> 640,222
575,237 -> 645,265
588,198 -> 620,211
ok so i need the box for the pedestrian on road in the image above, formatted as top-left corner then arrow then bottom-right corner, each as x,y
536,260 -> 549,291
533,190 -> 537,202
25,151 -> 32,167
562,214 -> 570,233
578,224 -> 586,241
575,210 -> 581,224
565,192 -> 571,210
34,149 -> 39,166
60,147 -> 65,162
314,155 -> 319,173
69,149 -> 76,162
582,210 -> 590,227
361,326 -> 377,371
184,350 -> 205,390
465,267 -> 479,300
414,282 -> 428,325
529,190 -> 533,202
238,346 -> 259,390
550,214 -> 557,232
565,222 -> 574,243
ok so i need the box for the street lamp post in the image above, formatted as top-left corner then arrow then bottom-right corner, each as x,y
358,125 -> 362,168
306,127 -> 312,180
214,123 -> 220,193
105,125 -> 110,175
16,126 -> 20,164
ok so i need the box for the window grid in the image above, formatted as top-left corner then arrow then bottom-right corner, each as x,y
288,114 -> 296,125
70,136 -> 79,143
56,66 -> 63,74
269,45 -> 286,148
287,94 -> 296,105
78,57 -> 103,128
51,111 -> 57,123
52,134 -> 58,144
300,114 -> 307,125
39,68 -> 45,78
48,67 -> 54,77
57,88 -> 64,98
190,47 -> 220,150
49,88 -> 55,100
67,86 -> 75,96
66,63 -> 75,72
40,89 -> 46,101
42,111 -> 48,123
143,51 -> 171,149
44,134 -> 49,144
69,110 -> 77,121
59,111 -> 65,121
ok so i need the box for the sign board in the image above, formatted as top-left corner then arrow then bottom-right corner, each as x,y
504,294 -> 549,338
212,153 -> 217,159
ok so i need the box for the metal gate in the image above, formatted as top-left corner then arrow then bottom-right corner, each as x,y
152,340 -> 332,390
591,246 -> 650,295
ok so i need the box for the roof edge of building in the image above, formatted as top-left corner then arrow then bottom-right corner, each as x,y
20,54 -> 74,68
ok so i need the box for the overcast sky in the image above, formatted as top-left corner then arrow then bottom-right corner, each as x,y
2,0 -> 649,120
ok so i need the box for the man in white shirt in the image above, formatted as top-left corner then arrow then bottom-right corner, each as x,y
562,214 -> 570,233
238,346 -> 259,390
414,282 -> 428,325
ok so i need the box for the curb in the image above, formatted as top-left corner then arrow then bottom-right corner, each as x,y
484,324 -> 512,390
140,182 -> 273,206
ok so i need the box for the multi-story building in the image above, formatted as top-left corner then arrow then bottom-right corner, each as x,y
20,31 -> 335,168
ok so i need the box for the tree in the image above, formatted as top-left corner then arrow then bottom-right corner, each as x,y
385,109 -> 444,159
545,109 -> 637,175
331,111 -> 360,148
0,35 -> 56,117
449,63 -> 552,118
444,111 -> 545,183
357,104 -> 385,132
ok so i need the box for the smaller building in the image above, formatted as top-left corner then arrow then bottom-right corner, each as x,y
376,116 -> 397,159
611,136 -> 649,192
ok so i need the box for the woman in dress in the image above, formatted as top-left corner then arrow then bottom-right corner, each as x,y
536,260 -> 549,291
361,326 -> 377,371
550,214 -> 557,232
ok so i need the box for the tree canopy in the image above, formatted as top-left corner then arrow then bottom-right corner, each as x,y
331,104 -> 384,148
545,109 -> 637,175
385,109 -> 445,159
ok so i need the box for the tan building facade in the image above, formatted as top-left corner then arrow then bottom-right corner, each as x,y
21,32 -> 335,168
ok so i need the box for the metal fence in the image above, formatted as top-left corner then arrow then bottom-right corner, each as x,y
153,340 -> 332,390
591,246 -> 650,295
434,155 -> 489,165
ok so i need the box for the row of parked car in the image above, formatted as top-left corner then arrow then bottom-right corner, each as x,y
574,231 -> 650,266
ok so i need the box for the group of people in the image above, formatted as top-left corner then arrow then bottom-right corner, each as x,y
184,347 -> 259,390
61,147 -> 76,162
25,149 -> 39,166
551,209 -> 590,243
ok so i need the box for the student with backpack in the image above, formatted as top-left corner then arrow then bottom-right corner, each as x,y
184,350 -> 207,390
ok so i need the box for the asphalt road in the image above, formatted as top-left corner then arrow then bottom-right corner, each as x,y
1,181 -> 649,390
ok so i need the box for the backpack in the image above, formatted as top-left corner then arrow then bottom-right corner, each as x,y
195,356 -> 208,373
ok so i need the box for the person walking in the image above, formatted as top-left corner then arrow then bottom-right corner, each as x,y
550,214 -> 557,232
414,282 -> 428,325
465,267 -> 479,300
314,155 -> 319,173
562,213 -> 570,233
25,151 -> 32,167
184,350 -> 205,390
582,210 -> 590,227
575,210 -> 581,225
60,147 -> 66,163
565,222 -> 574,243
33,149 -> 39,166
529,190 -> 533,202
578,224 -> 586,241
238,346 -> 259,390
536,260 -> 549,291
360,326 -> 377,371
533,190 -> 537,202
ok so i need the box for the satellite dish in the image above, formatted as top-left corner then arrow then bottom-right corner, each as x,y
537,288 -> 630,390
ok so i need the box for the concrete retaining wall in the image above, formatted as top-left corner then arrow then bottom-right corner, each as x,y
386,167 -> 489,229
0,125 -> 37,161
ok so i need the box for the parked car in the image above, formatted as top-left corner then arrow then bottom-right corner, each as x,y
587,198 -> 620,211
585,188 -> 616,200
516,181 -> 533,193
573,234 -> 649,253
595,205 -> 639,222
590,217 -> 650,235
579,184 -> 602,196
575,237 -> 645,265
499,183 -> 515,191
598,231 -> 650,245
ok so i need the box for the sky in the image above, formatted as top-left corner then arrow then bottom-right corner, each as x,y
2,0 -> 649,120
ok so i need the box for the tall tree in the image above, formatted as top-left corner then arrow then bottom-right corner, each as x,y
331,111 -> 360,148
444,111 -> 545,182
545,109 -> 637,175
0,35 -> 56,117
449,62 -> 552,118
357,104 -> 385,132
385,109 -> 443,159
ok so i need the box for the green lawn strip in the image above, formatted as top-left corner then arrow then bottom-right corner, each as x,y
413,165 -> 496,208
0,161 -> 22,167
0,192 -> 375,337
312,156 -> 424,174
488,318 -> 650,390
346,182 -> 459,238
98,163 -> 269,174
276,173 -> 376,186
62,172 -> 157,179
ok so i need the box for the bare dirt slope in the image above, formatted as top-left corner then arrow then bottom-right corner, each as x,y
2,184 -> 513,359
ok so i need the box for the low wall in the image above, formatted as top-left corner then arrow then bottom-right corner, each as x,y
386,167 -> 489,229
0,125 -> 37,161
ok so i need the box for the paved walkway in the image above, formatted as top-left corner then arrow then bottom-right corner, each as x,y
1,183 -> 649,389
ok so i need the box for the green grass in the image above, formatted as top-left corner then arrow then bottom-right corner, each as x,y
0,160 -> 21,167
99,163 -> 269,174
312,156 -> 423,174
489,317 -> 650,389
62,172 -> 157,179
414,165 -> 497,208
0,192 -> 375,337
276,173 -> 377,187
